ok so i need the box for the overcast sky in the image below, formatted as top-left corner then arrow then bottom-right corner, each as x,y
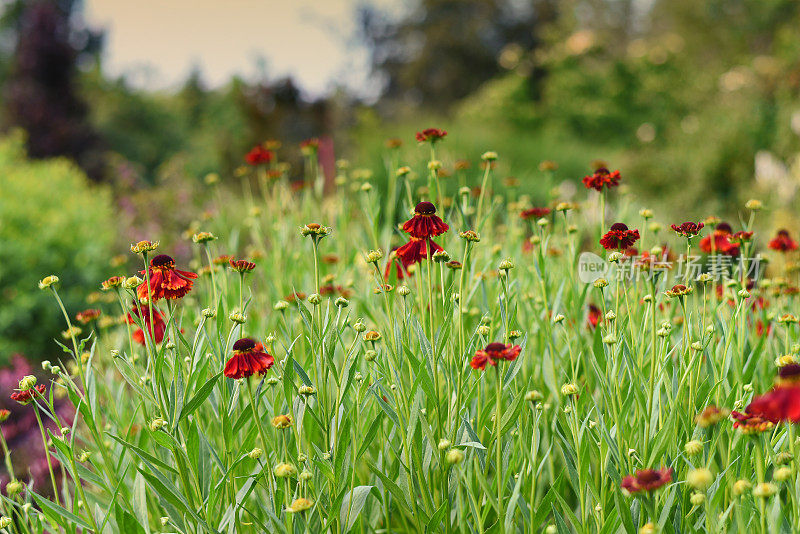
83,0 -> 399,98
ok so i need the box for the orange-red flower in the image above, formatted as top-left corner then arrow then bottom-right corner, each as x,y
587,304 -> 602,329
75,309 -> 101,324
395,237 -> 443,268
470,342 -> 522,370
582,167 -> 621,191
127,304 -> 166,345
10,384 -> 46,406
730,410 -> 774,434
415,128 -> 447,144
768,229 -> 798,252
746,385 -> 800,423
224,338 -> 275,379
402,202 -> 449,239
699,223 -> 739,256
520,207 -> 551,220
245,145 -> 273,165
621,468 -> 673,493
600,223 -> 640,251
138,254 -> 198,301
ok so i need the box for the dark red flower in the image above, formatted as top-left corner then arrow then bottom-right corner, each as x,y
75,309 -> 101,324
229,258 -> 256,273
520,207 -> 551,220
10,384 -> 47,406
395,237 -> 443,267
244,145 -> 273,166
670,221 -> 704,238
746,385 -> 800,423
415,128 -> 447,144
779,364 -> 800,385
581,167 -> 621,192
587,304 -> 602,329
731,231 -> 754,243
470,342 -> 522,370
138,255 -> 198,301
224,338 -> 275,379
384,247 -> 410,281
402,201 -> 449,239
620,468 -> 673,493
599,223 -> 640,250
768,229 -> 798,252
127,304 -> 166,345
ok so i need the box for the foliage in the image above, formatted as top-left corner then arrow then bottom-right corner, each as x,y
5,134 -> 800,532
0,133 -> 115,362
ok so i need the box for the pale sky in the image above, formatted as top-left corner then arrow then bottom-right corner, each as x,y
83,0 -> 400,98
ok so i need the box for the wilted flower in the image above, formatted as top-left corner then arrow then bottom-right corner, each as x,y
271,414 -> 293,429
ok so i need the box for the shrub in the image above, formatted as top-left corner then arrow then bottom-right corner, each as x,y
0,132 -> 115,362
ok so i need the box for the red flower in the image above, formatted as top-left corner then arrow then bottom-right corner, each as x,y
415,128 -> 447,144
670,221 -> 704,238
470,342 -> 522,370
620,468 -> 673,493
138,254 -> 198,301
402,201 -> 449,239
244,145 -> 273,165
599,223 -> 640,250
768,229 -> 798,252
229,258 -> 256,273
224,338 -> 275,379
699,223 -> 739,256
395,237 -> 443,268
746,385 -> 800,423
587,304 -> 602,329
520,207 -> 551,220
127,304 -> 166,345
731,231 -> 754,243
10,384 -> 46,406
581,167 -> 621,192
75,309 -> 101,324
730,410 -> 774,434
384,247 -> 410,281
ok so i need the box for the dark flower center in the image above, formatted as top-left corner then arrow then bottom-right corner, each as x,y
233,338 -> 257,352
609,223 -> 628,232
779,364 -> 800,379
415,201 -> 436,215
637,470 -> 659,483
151,254 -> 175,268
716,222 -> 732,234
778,229 -> 790,237
485,342 -> 507,352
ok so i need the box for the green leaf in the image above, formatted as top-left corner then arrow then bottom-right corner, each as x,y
339,485 -> 374,533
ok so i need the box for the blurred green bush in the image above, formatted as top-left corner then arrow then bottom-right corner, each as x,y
0,132 -> 115,363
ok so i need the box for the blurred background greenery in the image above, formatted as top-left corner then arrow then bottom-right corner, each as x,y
1,0 -> 800,361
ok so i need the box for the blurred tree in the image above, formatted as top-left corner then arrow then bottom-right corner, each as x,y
360,0 -> 555,111
2,0 -> 105,179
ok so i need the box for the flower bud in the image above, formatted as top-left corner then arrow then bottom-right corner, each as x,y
733,479 -> 752,496
248,448 -> 263,459
308,293 -> 322,305
553,314 -> 565,324
752,482 -> 777,498
19,375 -> 36,391
446,449 -> 465,465
684,440 -> 703,456
687,468 -> 713,490
38,275 -> 60,290
690,492 -> 705,506
5,480 -> 22,495
561,383 -> 579,396
149,418 -> 167,432
774,466 -> 792,482
274,462 -> 297,478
